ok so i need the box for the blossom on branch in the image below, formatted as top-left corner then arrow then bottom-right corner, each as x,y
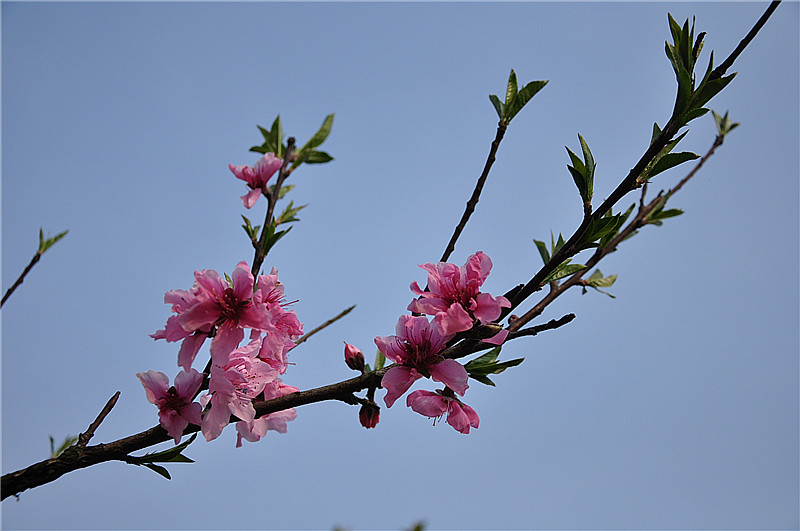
236,379 -> 299,447
229,152 -> 283,209
137,369 -> 203,444
200,343 -> 279,442
152,262 -> 294,369
375,315 -> 468,407
408,251 -> 510,344
407,388 -> 480,434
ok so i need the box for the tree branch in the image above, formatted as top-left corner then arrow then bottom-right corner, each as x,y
440,122 -> 507,263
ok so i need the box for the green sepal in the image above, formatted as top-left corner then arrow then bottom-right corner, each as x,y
374,350 -> 386,371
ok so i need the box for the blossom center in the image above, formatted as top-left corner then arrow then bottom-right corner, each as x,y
216,287 -> 251,325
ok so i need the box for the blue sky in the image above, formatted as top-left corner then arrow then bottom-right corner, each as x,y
2,2 -> 798,530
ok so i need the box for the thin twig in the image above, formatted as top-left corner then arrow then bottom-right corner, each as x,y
440,122 -> 507,263
76,392 -> 121,448
252,138 -> 296,276
294,305 -> 356,346
711,1 -> 780,81
1,252 -> 42,308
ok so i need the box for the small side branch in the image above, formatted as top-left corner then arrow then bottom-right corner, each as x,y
76,392 -> 121,449
294,305 -> 356,346
440,123 -> 507,263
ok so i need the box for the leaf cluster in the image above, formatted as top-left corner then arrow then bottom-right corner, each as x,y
665,14 -> 736,127
489,70 -> 548,125
250,114 -> 334,168
534,233 -> 586,283
464,347 -> 524,386
128,434 -> 197,480
38,228 -> 68,254
566,134 -> 595,208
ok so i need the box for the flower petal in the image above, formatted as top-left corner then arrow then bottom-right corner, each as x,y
381,366 -> 420,408
428,359 -> 469,396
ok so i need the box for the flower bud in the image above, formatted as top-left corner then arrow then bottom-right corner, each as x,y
359,403 -> 380,429
344,342 -> 365,372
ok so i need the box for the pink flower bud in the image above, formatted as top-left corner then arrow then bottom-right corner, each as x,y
359,403 -> 380,429
344,342 -> 365,372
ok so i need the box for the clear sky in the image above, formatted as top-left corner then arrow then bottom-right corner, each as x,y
2,2 -> 798,530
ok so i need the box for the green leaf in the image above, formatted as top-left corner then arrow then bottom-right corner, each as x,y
38,228 -> 68,253
545,261 -> 586,283
465,347 -> 524,385
533,239 -> 550,264
302,150 -> 334,164
49,435 -> 77,458
712,110 -> 740,136
505,79 -> 547,122
489,94 -> 504,119
505,69 -> 518,107
271,115 -> 285,158
649,151 -> 700,178
301,114 -> 335,152
142,463 -> 172,480
582,270 -> 618,298
275,201 -> 307,225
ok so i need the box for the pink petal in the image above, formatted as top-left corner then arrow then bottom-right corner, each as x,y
446,401 -> 475,434
406,390 -> 448,417
381,366 -> 420,408
472,292 -> 511,323
481,328 -> 509,345
209,325 -> 244,365
434,303 -> 473,335
428,359 -> 469,396
173,368 -> 203,399
241,189 -> 262,209
137,370 -> 169,404
177,332 -> 207,371
374,335 -> 407,365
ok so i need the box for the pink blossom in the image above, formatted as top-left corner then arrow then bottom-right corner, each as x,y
375,315 -> 468,407
151,288 -> 213,371
407,251 -> 511,343
407,389 -> 480,434
229,153 -> 283,209
235,379 -> 299,447
137,369 -> 203,444
200,343 -> 279,442
153,261 -> 274,368
255,268 -> 303,373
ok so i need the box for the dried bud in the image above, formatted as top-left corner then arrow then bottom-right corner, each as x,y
344,342 -> 365,372
359,403 -> 380,429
